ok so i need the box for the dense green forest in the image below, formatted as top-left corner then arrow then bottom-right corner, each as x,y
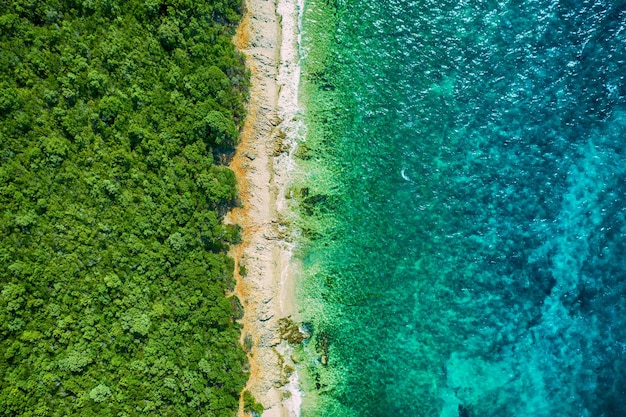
0,0 -> 250,415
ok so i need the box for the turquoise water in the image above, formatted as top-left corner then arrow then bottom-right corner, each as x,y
294,0 -> 626,416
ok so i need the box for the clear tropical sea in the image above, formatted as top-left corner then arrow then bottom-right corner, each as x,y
292,0 -> 626,416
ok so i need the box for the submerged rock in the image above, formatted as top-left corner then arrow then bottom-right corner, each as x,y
278,317 -> 310,344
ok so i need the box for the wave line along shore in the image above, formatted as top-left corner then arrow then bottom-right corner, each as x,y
227,0 -> 304,415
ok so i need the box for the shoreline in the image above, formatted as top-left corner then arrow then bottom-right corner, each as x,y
227,0 -> 304,415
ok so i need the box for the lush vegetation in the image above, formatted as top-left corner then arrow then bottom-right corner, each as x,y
0,1 -> 250,415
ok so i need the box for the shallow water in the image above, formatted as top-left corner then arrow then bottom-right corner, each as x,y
295,0 -> 626,416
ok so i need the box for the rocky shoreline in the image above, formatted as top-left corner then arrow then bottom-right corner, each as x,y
226,0 -> 305,415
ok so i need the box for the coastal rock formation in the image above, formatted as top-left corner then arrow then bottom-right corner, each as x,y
227,0 -> 304,415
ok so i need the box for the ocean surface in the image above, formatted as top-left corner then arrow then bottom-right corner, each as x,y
293,0 -> 626,416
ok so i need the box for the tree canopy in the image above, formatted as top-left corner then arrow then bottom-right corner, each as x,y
0,0 -> 249,415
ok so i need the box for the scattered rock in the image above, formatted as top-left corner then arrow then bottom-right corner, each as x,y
278,317 -> 310,345
260,313 -> 274,322
316,332 -> 329,366
243,333 -> 254,353
272,129 -> 290,156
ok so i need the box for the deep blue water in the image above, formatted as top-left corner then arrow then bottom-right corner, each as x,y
296,0 -> 626,416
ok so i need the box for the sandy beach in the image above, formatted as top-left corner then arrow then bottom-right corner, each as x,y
226,0 -> 304,415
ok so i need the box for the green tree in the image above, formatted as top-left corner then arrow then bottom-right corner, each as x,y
0,1 -> 249,415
